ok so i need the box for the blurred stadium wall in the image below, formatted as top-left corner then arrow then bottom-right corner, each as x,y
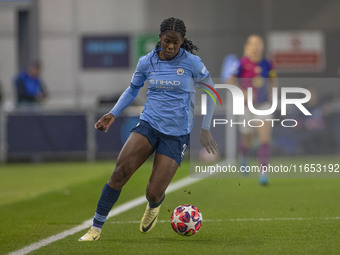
1,0 -> 340,109
0,0 -> 340,162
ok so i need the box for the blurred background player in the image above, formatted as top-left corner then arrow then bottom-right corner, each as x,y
14,61 -> 47,106
79,17 -> 217,241
226,35 -> 277,185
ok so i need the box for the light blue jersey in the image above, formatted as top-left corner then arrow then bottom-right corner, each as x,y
110,48 -> 215,136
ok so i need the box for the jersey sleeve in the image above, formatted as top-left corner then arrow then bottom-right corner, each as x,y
130,56 -> 147,88
191,56 -> 216,130
109,86 -> 140,118
191,56 -> 210,81
109,56 -> 148,117
199,77 -> 216,130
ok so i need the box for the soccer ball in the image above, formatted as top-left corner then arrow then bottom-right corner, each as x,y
170,204 -> 203,236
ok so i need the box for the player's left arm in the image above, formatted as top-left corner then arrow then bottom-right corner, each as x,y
193,58 -> 218,154
268,61 -> 278,102
199,77 -> 218,154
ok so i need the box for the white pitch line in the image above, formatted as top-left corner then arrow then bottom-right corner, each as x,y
7,176 -> 201,255
108,216 -> 340,225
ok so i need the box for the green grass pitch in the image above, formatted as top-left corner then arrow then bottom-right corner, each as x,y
0,156 -> 339,255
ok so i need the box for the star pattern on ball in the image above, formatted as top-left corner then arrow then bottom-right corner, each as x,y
171,212 -> 182,224
182,205 -> 196,215
171,205 -> 202,236
185,215 -> 197,231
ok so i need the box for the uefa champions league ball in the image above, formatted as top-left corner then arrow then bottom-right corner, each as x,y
170,204 -> 203,236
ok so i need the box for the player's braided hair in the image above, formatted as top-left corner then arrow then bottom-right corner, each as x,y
155,17 -> 199,54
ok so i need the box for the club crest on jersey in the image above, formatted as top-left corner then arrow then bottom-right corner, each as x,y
177,68 -> 184,75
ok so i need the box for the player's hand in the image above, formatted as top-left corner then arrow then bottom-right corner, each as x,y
94,113 -> 115,133
199,129 -> 218,154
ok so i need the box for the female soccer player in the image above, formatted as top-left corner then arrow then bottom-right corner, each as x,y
227,35 -> 277,185
79,17 -> 217,241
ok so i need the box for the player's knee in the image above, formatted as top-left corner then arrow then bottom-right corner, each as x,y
108,163 -> 133,189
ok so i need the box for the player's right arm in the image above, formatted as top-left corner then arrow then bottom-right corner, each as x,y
95,56 -> 147,133
94,85 -> 142,133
